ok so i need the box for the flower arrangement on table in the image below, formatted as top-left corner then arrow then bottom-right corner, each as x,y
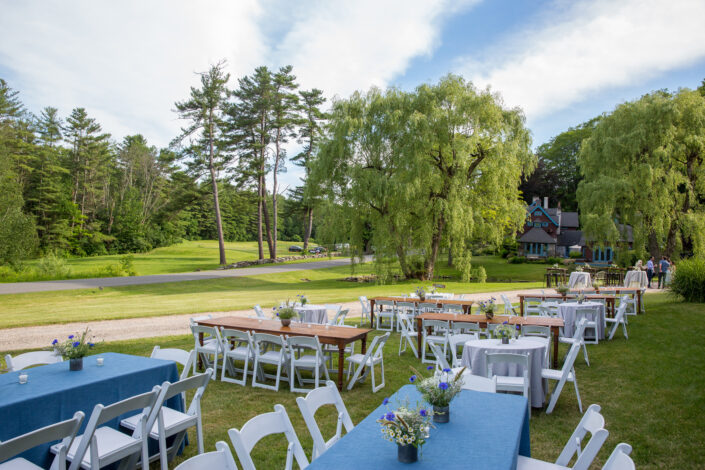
556,284 -> 569,295
575,266 -> 583,272
52,327 -> 98,371
478,298 -> 497,320
415,286 -> 427,300
552,263 -> 560,269
273,300 -> 298,326
493,321 -> 518,344
410,365 -> 465,423
377,397 -> 433,463
296,294 -> 308,306
576,292 -> 586,304
591,281 -> 600,289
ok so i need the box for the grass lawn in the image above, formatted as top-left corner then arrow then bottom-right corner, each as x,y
0,261 -> 543,329
2,293 -> 702,468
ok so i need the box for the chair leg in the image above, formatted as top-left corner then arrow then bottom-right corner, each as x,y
572,373 -> 583,413
622,322 -> 628,340
546,377 -> 567,414
582,343 -> 590,367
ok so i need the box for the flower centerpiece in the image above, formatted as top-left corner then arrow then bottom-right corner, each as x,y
478,298 -> 497,320
296,294 -> 308,306
52,327 -> 97,371
378,398 -> 433,463
575,265 -> 584,272
576,292 -> 586,304
556,284 -> 569,295
591,281 -> 600,289
493,321 -> 518,344
415,286 -> 426,301
273,300 -> 298,327
410,365 -> 464,423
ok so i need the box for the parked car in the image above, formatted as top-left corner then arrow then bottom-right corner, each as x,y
288,245 -> 303,252
309,246 -> 326,254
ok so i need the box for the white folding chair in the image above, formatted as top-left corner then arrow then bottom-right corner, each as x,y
485,352 -> 530,407
559,318 -> 590,366
0,411 -> 84,470
121,370 -> 212,470
603,443 -> 635,470
53,388 -> 160,470
442,303 -> 464,315
427,341 -> 466,378
151,346 -> 195,381
396,301 -> 417,330
220,328 -> 254,386
375,300 -> 396,331
5,351 -> 63,372
189,314 -> 213,325
296,380 -> 354,460
252,333 -> 289,391
606,298 -> 629,340
521,325 -> 552,364
324,304 -> 342,325
461,374 -> 497,393
451,320 -> 482,336
448,333 -> 479,368
253,305 -> 266,319
358,296 -> 370,326
397,312 -> 418,358
330,308 -> 349,326
190,324 -> 222,379
228,404 -> 309,470
518,404 -> 608,470
524,297 -> 543,315
287,335 -> 330,393
421,319 -> 450,364
174,441 -> 237,470
542,341 -> 583,414
501,294 -> 518,316
346,333 -> 390,392
575,307 -> 599,345
418,302 -> 440,314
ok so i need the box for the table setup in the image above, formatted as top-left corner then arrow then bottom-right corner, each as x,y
568,271 -> 592,288
306,384 -> 530,469
293,304 -> 328,324
624,270 -> 648,288
0,352 -> 182,467
461,338 -> 548,408
557,302 -> 606,339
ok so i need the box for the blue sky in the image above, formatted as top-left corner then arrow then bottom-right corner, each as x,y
1,0 -> 705,189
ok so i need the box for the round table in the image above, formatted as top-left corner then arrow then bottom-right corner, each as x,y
557,302 -> 605,340
294,305 -> 328,324
569,272 -> 592,289
461,338 -> 547,408
624,270 -> 648,288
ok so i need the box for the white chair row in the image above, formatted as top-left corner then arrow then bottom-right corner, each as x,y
4,350 -> 63,372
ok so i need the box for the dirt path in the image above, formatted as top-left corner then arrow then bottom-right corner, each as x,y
1,288 -> 554,352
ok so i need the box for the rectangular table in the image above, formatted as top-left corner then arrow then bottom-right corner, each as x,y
518,293 -> 617,317
369,296 -> 475,328
416,312 -> 564,368
0,352 -> 181,468
583,287 -> 643,314
197,317 -> 371,391
306,384 -> 530,469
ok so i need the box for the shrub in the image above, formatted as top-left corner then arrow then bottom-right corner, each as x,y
499,248 -> 510,259
36,252 -> 71,279
569,251 -> 583,259
120,255 -> 136,276
508,256 -> 526,264
545,257 -> 562,265
670,258 -> 705,303
470,266 -> 487,283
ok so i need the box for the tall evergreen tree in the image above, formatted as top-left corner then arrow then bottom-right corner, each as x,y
173,61 -> 231,265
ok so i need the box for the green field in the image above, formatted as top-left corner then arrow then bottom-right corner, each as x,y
3,293 -> 703,469
0,259 -> 543,329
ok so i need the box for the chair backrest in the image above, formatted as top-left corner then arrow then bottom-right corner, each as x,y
602,443 -> 634,470
422,319 -> 449,334
331,309 -> 349,326
556,404 -> 609,470
521,325 -> 551,338
452,321 -> 481,334
189,314 -> 213,326
161,370 -> 212,415
369,332 -> 391,360
572,318 -> 589,342
443,303 -> 464,313
228,404 -> 309,470
151,346 -> 195,380
448,333 -> 478,365
418,302 -> 439,313
325,304 -> 342,320
174,441 -> 238,470
485,352 -> 529,379
397,313 -> 416,334
296,380 -> 354,460
287,335 -> 325,359
501,295 -> 516,315
221,328 -> 253,353
253,305 -> 266,319
191,324 -> 221,349
461,374 -> 497,393
377,300 -> 395,309
427,341 -> 451,371
5,351 -> 63,372
396,301 -> 417,314
0,411 -> 84,470
558,341 -> 583,377
359,296 -> 369,314
253,332 -> 286,353
614,297 -> 629,321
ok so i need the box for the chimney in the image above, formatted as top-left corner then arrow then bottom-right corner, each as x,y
543,197 -> 549,209
557,201 -> 562,235
532,196 -> 540,204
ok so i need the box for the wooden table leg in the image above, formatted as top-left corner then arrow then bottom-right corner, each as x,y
552,327 -> 559,368
198,332 -> 204,371
337,341 -> 345,391
369,299 -> 376,328
416,317 -> 423,357
637,291 -> 642,314
519,296 -> 524,316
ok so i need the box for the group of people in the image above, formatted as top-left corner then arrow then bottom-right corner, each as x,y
645,256 -> 676,288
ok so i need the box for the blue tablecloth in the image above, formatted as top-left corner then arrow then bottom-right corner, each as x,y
0,352 -> 182,467
308,385 -> 530,470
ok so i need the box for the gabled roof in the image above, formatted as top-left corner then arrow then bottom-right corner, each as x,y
558,230 -> 584,247
519,227 -> 557,244
560,212 -> 579,228
525,204 -> 559,227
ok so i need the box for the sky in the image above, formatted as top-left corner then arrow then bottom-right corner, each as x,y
2,0 -> 705,190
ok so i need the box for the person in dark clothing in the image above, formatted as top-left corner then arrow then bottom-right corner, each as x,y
658,256 -> 670,289
646,256 -> 655,288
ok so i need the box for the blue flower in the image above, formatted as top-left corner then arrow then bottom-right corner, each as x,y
276,312 -> 279,316
516,325 -> 521,330
439,382 -> 449,390
72,341 -> 80,348
382,397 -> 389,405
380,414 -> 386,420
52,339 -> 58,345
442,368 -> 451,373
385,412 -> 395,421
88,342 -> 94,347
68,335 -> 74,339
503,321 -> 508,325
409,375 -> 417,383
426,365 -> 434,370
419,409 -> 428,417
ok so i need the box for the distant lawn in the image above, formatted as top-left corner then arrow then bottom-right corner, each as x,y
0,261 -> 542,329
2,293 -> 703,469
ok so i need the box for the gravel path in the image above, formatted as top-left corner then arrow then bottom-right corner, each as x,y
0,288 -> 550,352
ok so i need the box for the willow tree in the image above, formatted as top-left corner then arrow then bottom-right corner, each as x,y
577,89 -> 705,258
312,75 -> 534,279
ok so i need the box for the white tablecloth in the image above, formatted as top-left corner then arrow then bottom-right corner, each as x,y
569,272 -> 592,288
426,293 -> 454,300
557,302 -> 605,340
461,338 -> 547,408
624,270 -> 648,288
294,304 -> 328,324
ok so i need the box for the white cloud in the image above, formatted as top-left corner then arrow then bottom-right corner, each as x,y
456,0 -> 705,119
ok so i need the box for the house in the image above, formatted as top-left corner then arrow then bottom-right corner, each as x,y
516,197 -> 632,263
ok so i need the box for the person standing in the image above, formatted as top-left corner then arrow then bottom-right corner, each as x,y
658,256 -> 671,288
646,256 -> 655,288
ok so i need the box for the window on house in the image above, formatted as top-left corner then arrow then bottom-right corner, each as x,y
542,222 -> 548,227
534,222 -> 541,227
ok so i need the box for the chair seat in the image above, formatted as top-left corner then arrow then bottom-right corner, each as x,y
291,355 -> 323,367
496,376 -> 527,387
53,426 -> 140,468
425,335 -> 446,343
0,457 -> 42,470
257,351 -> 287,363
378,311 -> 395,317
542,368 -> 575,381
121,406 -> 196,438
197,340 -> 220,352
346,354 -> 378,366
517,455 -> 570,470
224,346 -> 250,358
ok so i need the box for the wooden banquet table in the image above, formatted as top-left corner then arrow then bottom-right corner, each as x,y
415,312 -> 564,368
518,293 -> 618,317
368,296 -> 474,327
573,287 -> 643,313
196,317 -> 371,391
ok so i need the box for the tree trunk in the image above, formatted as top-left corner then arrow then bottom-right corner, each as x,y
257,174 -> 264,260
272,133 -> 281,258
303,206 -> 313,251
447,244 -> 453,267
208,120 -> 227,266
425,214 -> 445,280
261,164 -> 275,258
647,232 -> 661,260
